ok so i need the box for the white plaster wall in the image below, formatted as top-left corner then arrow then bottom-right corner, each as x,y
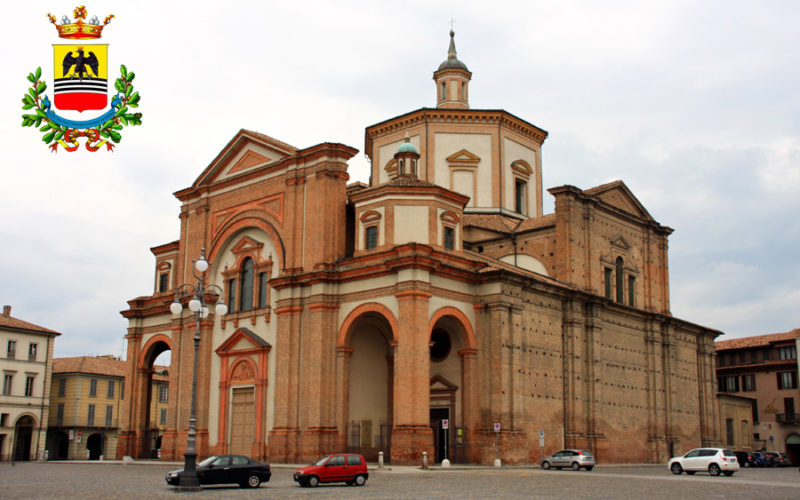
394,205 -> 429,245
503,137 -> 539,215
499,254 -> 549,276
208,227 -> 280,446
451,170 -> 475,207
434,133 -> 492,207
348,326 -> 390,445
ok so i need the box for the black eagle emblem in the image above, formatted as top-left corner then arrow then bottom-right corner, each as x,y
62,48 -> 99,80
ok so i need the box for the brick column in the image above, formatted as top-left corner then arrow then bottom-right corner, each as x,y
268,304 -> 302,461
391,290 -> 433,465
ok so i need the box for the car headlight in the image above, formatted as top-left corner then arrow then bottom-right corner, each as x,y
168,472 -> 178,477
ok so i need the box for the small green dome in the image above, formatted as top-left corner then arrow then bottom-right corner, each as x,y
398,141 -> 419,154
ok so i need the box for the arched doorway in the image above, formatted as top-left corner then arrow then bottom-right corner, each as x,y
14,415 -> 34,461
134,336 -> 172,459
428,308 -> 477,464
346,311 -> 394,462
87,433 -> 103,460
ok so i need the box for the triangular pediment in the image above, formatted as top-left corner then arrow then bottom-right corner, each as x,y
216,327 -> 271,354
584,180 -> 653,221
610,236 -> 631,250
446,149 -> 481,165
430,374 -> 458,391
192,129 -> 298,188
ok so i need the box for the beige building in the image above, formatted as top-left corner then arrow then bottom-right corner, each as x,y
47,356 -> 168,460
716,329 -> 800,464
0,305 -> 60,461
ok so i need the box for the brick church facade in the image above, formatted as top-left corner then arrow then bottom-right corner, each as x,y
117,32 -> 722,465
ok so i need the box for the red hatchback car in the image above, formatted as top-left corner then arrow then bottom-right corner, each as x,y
294,453 -> 369,487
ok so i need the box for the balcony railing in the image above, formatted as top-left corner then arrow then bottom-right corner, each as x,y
776,413 -> 800,424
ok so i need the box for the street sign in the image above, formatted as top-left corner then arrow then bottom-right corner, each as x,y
769,435 -> 774,441
539,429 -> 544,438
539,437 -> 545,447
442,419 -> 449,430
494,422 -> 501,433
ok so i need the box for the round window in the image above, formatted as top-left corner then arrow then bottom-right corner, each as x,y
430,329 -> 451,362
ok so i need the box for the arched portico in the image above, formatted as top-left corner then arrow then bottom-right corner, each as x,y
118,334 -> 172,459
428,306 -> 478,463
336,304 -> 397,462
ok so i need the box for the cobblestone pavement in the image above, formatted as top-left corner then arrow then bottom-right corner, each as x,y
0,462 -> 799,499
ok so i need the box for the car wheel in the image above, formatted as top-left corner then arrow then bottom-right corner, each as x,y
308,475 -> 319,487
670,463 -> 683,475
584,466 -> 593,471
246,474 -> 260,488
723,471 -> 734,476
743,462 -> 750,468
541,461 -> 551,470
571,462 -> 580,471
354,474 -> 366,486
708,463 -> 721,476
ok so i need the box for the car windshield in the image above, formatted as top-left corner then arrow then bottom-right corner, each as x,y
313,456 -> 331,466
197,456 -> 219,468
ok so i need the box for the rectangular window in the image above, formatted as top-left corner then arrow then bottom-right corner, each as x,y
107,380 -> 115,399
514,179 -> 526,215
158,273 -> 169,293
779,345 -> 797,360
444,226 -> 455,250
58,378 -> 66,397
627,276 -> 635,307
57,403 -> 64,426
24,375 -> 34,397
87,404 -> 95,426
7,340 -> 15,359
778,371 -> 798,390
741,374 -> 756,392
725,418 -> 734,446
89,378 -> 97,397
228,278 -> 237,314
604,268 -> 613,299
28,343 -> 37,361
105,405 -> 113,427
0,413 -> 6,427
441,81 -> 446,100
160,408 -> 167,425
365,226 -> 378,250
258,272 -> 268,308
785,397 -> 795,417
159,385 -> 168,403
720,375 -> 739,393
121,380 -> 124,400
2,373 -> 12,395
752,400 -> 759,424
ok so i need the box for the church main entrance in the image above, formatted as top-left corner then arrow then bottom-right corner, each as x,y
229,386 -> 255,455
430,407 -> 451,463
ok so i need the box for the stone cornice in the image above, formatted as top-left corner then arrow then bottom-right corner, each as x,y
364,108 -> 549,159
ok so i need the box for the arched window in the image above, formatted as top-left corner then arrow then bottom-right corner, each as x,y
240,257 -> 254,311
615,257 -> 624,304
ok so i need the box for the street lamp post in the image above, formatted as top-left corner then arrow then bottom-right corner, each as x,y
169,247 -> 227,491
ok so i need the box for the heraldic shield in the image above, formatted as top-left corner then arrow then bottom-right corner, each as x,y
53,43 -> 108,112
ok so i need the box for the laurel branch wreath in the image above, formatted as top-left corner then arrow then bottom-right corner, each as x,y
20,65 -> 142,151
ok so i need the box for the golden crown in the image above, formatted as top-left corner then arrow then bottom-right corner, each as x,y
47,6 -> 114,39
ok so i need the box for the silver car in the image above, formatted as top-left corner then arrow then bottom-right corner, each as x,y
541,449 -> 595,471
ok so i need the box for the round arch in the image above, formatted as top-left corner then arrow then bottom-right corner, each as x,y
427,306 -> 477,349
227,356 -> 258,383
209,213 -> 286,270
337,303 -> 399,348
138,334 -> 173,370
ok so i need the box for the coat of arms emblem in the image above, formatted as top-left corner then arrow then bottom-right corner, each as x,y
20,6 -> 142,152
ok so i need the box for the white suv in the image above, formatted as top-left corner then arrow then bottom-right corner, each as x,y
668,448 -> 739,476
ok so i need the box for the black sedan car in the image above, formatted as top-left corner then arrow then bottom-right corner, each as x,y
166,455 -> 271,488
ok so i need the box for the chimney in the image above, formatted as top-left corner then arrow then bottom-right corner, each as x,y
2,305 -> 10,317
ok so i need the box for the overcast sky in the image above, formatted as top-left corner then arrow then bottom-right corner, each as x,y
2,1 -> 798,358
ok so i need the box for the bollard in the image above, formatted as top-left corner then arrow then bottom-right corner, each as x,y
422,451 -> 428,469
378,451 -> 384,469
442,458 -> 451,468
493,458 -> 502,467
